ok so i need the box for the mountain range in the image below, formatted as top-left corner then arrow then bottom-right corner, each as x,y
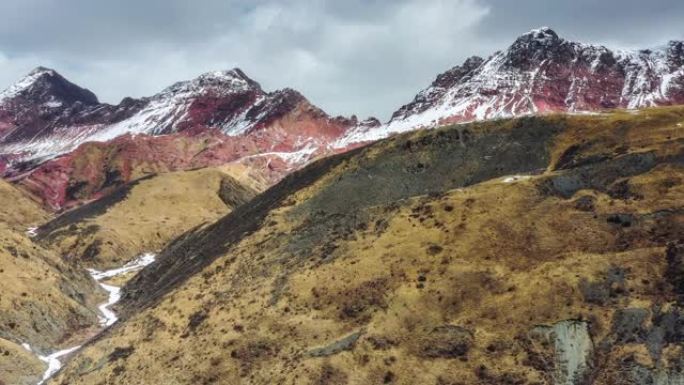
1,27 -> 683,209
1,27 -> 684,385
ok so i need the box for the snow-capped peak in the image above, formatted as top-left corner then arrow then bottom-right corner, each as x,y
161,67 -> 262,97
335,27 -> 684,147
507,26 -> 563,60
0,66 -> 58,101
0,66 -> 99,106
522,26 -> 559,42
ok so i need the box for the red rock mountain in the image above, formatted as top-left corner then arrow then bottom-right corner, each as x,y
0,67 -> 354,169
0,68 -> 363,209
339,27 -> 684,144
2,27 -> 683,209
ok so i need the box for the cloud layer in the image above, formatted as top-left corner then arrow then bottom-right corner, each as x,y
0,0 -> 682,120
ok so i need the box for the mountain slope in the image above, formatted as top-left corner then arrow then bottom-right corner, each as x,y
339,27 -> 684,144
0,68 -> 360,209
34,166 -> 261,269
50,106 -> 684,384
0,180 -> 101,385
0,178 -> 47,230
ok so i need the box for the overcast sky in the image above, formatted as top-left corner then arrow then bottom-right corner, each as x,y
1,0 -> 683,120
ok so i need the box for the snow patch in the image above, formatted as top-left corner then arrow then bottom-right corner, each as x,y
243,143 -> 318,166
87,253 -> 156,326
26,227 -> 38,238
95,283 -> 121,327
87,252 -> 156,281
22,343 -> 82,385
502,175 -> 532,183
43,100 -> 63,108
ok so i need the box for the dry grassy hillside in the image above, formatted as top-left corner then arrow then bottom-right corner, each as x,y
0,179 -> 48,230
0,181 -> 101,385
37,167 -> 261,269
52,107 -> 684,384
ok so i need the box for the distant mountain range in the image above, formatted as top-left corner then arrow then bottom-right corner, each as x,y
1,27 -> 683,209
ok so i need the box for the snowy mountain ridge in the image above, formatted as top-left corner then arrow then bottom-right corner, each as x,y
337,27 -> 684,146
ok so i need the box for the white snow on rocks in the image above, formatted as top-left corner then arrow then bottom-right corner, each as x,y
26,227 -> 38,238
336,29 -> 684,148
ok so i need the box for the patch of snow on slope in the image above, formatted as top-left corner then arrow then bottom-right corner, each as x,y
221,94 -> 267,136
502,175 -> 532,183
26,227 -> 38,238
22,343 -> 82,385
0,124 -> 106,168
87,252 -> 156,280
244,143 -> 318,166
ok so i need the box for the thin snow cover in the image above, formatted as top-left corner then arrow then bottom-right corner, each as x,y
243,143 -> 318,166
222,94 -> 267,136
89,69 -> 255,142
0,123 -> 107,169
336,29 -> 684,148
21,343 -> 82,385
0,67 -> 55,101
0,69 -> 263,166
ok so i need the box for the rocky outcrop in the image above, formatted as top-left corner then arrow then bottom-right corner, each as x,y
530,321 -> 593,385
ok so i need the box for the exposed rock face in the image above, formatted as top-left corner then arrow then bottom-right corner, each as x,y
530,321 -> 593,385
338,27 -> 684,144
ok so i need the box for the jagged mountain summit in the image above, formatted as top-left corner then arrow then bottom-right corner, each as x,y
2,27 -> 684,210
0,67 -> 357,171
0,68 -> 364,209
339,27 -> 684,144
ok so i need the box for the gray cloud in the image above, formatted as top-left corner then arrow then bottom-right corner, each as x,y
0,0 -> 682,120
